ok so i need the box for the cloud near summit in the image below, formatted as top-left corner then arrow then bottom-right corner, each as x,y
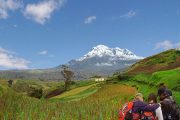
155,40 -> 180,50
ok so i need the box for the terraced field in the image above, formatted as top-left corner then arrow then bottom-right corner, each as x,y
0,80 -> 136,120
52,83 -> 99,101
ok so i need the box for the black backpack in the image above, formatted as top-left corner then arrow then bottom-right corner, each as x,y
160,98 -> 180,120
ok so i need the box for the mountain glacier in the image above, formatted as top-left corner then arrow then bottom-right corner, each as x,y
67,45 -> 144,77
77,45 -> 143,61
0,45 -> 144,80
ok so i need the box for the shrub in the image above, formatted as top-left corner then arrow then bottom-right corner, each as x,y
28,87 -> 43,99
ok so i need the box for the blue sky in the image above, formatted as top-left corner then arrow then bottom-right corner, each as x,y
0,0 -> 180,69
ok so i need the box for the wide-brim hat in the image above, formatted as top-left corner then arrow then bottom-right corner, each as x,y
135,93 -> 143,99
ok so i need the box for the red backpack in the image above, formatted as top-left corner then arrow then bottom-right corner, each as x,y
119,102 -> 140,120
141,111 -> 156,120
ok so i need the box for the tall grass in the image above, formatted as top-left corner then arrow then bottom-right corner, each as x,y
0,84 -> 136,120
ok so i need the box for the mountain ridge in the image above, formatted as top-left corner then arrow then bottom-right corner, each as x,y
63,45 -> 143,77
0,45 -> 143,80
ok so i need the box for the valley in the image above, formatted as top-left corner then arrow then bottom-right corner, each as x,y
0,48 -> 180,119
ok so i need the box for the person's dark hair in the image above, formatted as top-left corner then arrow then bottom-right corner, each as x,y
158,87 -> 171,96
148,93 -> 157,103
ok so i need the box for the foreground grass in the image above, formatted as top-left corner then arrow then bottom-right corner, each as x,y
0,84 -> 136,120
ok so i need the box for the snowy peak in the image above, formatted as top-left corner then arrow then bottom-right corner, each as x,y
87,45 -> 114,57
67,45 -> 143,77
77,45 -> 143,61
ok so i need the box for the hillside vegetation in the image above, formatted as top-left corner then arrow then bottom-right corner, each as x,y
0,49 -> 180,119
129,67 -> 180,90
109,49 -> 180,104
127,49 -> 180,75
0,80 -> 136,120
52,84 -> 98,101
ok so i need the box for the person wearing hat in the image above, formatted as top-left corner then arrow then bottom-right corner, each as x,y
158,87 -> 169,101
158,83 -> 173,100
134,93 -> 144,101
119,93 -> 160,120
158,87 -> 180,120
132,93 -> 160,113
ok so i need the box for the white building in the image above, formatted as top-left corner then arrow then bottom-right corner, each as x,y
95,78 -> 105,82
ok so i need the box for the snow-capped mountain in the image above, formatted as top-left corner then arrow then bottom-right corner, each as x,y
67,45 -> 144,78
0,45 -> 144,80
77,45 -> 143,61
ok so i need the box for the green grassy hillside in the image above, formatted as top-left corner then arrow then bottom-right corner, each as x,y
118,67 -> 180,104
130,68 -> 180,90
152,67 -> 180,89
127,49 -> 180,75
118,49 -> 180,104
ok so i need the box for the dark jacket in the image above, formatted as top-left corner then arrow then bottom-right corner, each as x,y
160,98 -> 180,120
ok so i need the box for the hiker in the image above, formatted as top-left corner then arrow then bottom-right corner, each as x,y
143,93 -> 163,120
159,83 -> 173,100
119,93 -> 160,120
158,87 -> 180,120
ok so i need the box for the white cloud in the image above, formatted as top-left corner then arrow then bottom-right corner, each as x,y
84,16 -> 96,24
120,10 -> 137,19
155,40 -> 180,50
24,0 -> 66,24
0,47 -> 30,69
155,40 -> 173,50
0,0 -> 22,19
38,50 -> 55,57
38,50 -> 48,55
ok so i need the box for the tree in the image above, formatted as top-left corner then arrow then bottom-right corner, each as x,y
7,79 -> 13,87
61,65 -> 74,90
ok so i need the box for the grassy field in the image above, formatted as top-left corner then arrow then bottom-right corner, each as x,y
152,67 -> 180,89
52,83 -> 98,101
0,79 -> 136,120
1,65 -> 180,120
130,67 -> 180,90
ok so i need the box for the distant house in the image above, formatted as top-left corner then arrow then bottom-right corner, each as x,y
95,78 -> 105,82
90,75 -> 106,82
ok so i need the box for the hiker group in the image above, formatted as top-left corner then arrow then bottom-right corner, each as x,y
119,85 -> 180,120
